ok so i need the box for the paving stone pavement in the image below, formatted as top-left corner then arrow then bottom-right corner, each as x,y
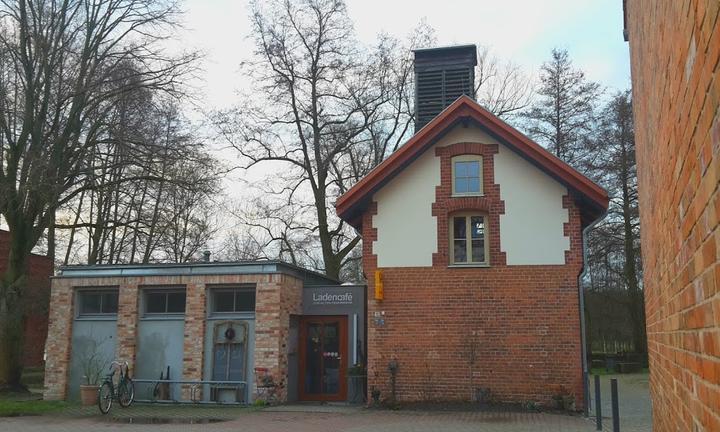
0,408 -> 605,432
1,374 -> 652,432
588,373 -> 652,432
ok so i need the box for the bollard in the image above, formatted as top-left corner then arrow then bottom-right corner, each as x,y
585,373 -> 590,416
611,378 -> 620,432
595,375 -> 602,430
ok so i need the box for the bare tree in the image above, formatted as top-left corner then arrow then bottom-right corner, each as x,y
218,228 -> 270,262
230,196 -> 322,267
0,0 -> 198,390
216,0 -> 402,279
475,46 -> 533,120
523,48 -> 601,165
584,90 -> 644,353
57,99 -> 220,265
158,160 -> 220,263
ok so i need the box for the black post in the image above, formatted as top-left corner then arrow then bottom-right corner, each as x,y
585,372 -> 590,416
594,375 -> 602,431
611,378 -> 620,432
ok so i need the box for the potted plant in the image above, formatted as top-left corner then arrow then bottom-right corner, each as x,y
78,337 -> 108,406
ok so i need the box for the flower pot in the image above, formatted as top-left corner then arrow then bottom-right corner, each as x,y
80,385 -> 98,406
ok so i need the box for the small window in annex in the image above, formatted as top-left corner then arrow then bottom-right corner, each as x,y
211,286 -> 256,314
77,289 -> 119,316
144,289 -> 186,315
450,214 -> 488,265
452,155 -> 483,195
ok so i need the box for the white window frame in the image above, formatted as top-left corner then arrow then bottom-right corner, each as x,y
449,213 -> 490,266
451,155 -> 483,196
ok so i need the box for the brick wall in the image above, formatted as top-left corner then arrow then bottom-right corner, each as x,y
44,277 -> 75,399
253,273 -> 303,401
362,143 -> 586,408
182,282 -> 206,399
116,279 -> 140,368
44,273 -> 303,402
626,1 -> 720,430
0,230 -> 53,368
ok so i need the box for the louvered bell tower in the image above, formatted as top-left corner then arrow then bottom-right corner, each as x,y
413,45 -> 478,131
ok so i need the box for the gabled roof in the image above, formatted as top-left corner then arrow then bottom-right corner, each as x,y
336,96 -> 609,229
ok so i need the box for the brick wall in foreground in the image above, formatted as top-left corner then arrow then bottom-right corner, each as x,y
626,1 -> 719,431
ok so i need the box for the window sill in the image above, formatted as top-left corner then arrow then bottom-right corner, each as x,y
448,264 -> 490,269
140,314 -> 186,321
450,193 -> 484,198
75,314 -> 118,321
208,312 -> 256,320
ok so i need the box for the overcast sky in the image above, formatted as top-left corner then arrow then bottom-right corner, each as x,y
168,0 -> 632,253
176,0 -> 631,112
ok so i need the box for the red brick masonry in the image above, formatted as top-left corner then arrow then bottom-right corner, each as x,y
0,230 -> 53,367
627,1 -> 720,430
44,273 -> 302,401
362,142 -> 586,408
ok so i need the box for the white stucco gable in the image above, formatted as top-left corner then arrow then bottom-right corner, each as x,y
371,124 -> 571,267
372,145 -> 440,267
494,144 -> 570,265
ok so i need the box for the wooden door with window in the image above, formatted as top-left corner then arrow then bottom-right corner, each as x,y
298,316 -> 347,401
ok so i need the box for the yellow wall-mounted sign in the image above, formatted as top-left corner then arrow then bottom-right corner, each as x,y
374,269 -> 384,300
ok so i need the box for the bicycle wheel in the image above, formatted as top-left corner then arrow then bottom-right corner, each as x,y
97,382 -> 113,414
118,377 -> 135,407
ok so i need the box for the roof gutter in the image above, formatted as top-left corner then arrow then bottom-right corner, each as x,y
578,209 -> 607,416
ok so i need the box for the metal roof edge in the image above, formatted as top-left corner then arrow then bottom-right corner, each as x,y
56,260 -> 339,285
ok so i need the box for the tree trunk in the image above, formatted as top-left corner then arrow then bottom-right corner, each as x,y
0,228 -> 31,391
64,190 -> 85,265
46,211 -> 55,262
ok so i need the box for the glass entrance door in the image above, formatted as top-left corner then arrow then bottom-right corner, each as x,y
299,316 -> 347,401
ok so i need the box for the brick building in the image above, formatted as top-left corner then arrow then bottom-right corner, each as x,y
0,230 -> 53,367
625,1 -> 720,430
336,46 -> 608,409
43,45 -> 611,409
43,261 -> 365,403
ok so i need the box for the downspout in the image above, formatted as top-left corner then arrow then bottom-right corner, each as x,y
579,209 -> 607,417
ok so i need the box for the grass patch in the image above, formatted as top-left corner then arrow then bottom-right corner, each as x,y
0,399 -> 68,417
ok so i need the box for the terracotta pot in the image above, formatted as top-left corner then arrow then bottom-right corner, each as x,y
80,385 -> 98,406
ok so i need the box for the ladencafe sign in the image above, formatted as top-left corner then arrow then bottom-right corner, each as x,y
311,291 -> 353,305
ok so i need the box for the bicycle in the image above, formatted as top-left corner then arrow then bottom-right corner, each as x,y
97,360 -> 135,414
